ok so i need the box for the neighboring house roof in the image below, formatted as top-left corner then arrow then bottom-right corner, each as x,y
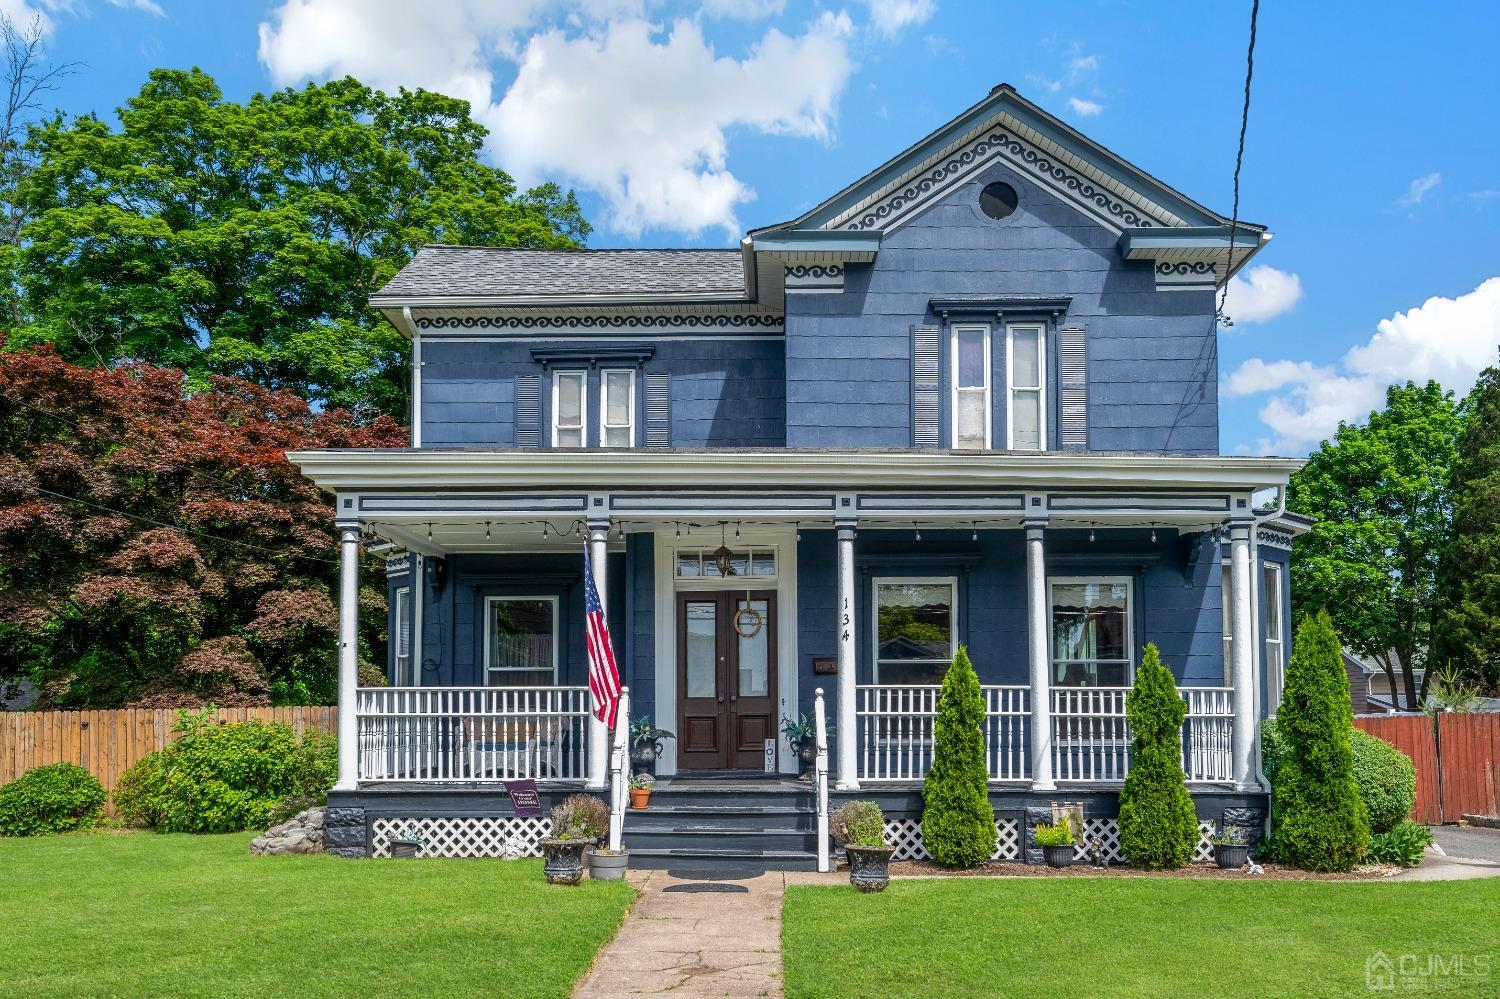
1345,648 -> 1425,712
373,246 -> 746,303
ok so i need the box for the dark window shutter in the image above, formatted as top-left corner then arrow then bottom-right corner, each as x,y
911,327 -> 940,448
1058,326 -> 1087,450
645,372 -> 671,448
515,374 -> 541,447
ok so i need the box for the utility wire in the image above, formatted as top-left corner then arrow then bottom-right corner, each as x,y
1216,0 -> 1260,326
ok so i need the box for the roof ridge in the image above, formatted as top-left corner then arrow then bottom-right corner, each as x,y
418,244 -> 739,254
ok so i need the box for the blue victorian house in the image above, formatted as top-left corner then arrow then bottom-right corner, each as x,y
292,84 -> 1307,867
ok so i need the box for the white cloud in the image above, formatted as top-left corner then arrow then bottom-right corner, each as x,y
700,0 -> 785,18
1219,265 -> 1302,326
494,12 -> 854,237
862,0 -> 935,37
0,0 -> 55,33
105,0 -> 164,15
1065,96 -> 1102,116
1225,276 -> 1500,453
1397,171 -> 1441,207
259,1 -> 862,239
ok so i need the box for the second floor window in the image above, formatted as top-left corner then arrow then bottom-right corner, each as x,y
952,325 -> 990,449
552,371 -> 586,447
601,369 -> 635,447
1007,324 -> 1046,450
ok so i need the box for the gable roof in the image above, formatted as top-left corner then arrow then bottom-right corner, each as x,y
753,83 -> 1264,239
372,246 -> 746,303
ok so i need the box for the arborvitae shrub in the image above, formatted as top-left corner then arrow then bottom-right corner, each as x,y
1350,729 -> 1417,834
0,762 -> 106,836
1117,643 -> 1199,868
1270,611 -> 1371,871
921,646 -> 996,867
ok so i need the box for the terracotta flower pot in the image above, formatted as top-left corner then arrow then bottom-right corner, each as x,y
540,838 -> 588,885
845,843 -> 895,892
630,788 -> 652,809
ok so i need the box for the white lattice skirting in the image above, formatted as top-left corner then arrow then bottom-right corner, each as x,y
884,818 -> 1024,861
885,817 -> 1217,864
370,816 -> 552,859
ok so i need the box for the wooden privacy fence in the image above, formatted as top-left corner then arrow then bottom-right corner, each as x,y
1354,713 -> 1500,824
0,707 -> 337,813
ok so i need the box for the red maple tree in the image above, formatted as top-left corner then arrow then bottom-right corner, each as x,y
0,345 -> 405,707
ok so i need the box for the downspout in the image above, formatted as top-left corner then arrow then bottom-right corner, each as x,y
404,306 -> 422,448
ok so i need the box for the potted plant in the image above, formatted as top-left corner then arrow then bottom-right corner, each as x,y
629,772 -> 655,809
1034,820 -> 1076,868
1210,829 -> 1250,869
836,801 -> 895,892
389,824 -> 425,860
543,794 -> 609,885
781,714 -> 833,780
630,716 -> 675,772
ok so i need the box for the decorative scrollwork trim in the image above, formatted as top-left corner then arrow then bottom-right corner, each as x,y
415,313 -> 785,332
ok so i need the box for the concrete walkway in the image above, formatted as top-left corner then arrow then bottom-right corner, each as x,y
575,869 -> 797,998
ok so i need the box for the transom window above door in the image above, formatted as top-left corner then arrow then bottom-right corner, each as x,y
485,596 -> 558,687
675,548 -> 777,579
1050,579 -> 1131,687
874,578 -> 957,683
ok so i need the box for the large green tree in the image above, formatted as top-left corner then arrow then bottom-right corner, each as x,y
1439,356 -> 1500,693
6,68 -> 588,418
1288,381 -> 1462,707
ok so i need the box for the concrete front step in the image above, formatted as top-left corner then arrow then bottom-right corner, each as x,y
623,826 -> 816,853
625,846 -> 821,872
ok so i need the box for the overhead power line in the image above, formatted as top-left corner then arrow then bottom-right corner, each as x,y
1217,0 -> 1261,326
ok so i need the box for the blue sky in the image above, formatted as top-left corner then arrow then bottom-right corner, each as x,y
18,0 -> 1500,455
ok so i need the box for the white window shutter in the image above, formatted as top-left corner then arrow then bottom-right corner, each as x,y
1058,326 -> 1087,450
912,327 -> 941,448
515,374 -> 541,447
645,372 -> 671,448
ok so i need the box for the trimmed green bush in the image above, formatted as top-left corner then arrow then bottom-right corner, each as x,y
1351,729 -> 1417,833
1367,820 -> 1433,867
1263,721 -> 1417,835
0,762 -> 107,836
921,646 -> 996,867
1269,611 -> 1371,871
113,709 -> 337,833
1117,643 -> 1199,869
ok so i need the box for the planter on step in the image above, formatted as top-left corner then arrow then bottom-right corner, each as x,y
587,848 -> 629,881
540,838 -> 588,885
1213,843 -> 1250,869
630,787 -> 652,809
1042,844 -> 1075,869
845,844 -> 895,892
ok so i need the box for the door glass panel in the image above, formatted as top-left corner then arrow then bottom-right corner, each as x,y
685,601 -> 717,698
736,599 -> 769,697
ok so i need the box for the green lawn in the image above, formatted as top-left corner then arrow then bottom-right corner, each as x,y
0,832 -> 634,998
783,877 -> 1500,998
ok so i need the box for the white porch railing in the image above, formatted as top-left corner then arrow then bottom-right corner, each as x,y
607,687 -> 630,851
855,683 -> 1235,785
856,684 -> 1031,782
814,688 -> 830,873
356,686 -> 591,782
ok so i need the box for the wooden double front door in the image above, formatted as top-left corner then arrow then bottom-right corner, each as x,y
676,590 -> 777,771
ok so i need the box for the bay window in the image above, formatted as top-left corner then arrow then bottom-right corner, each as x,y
1050,578 -> 1132,686
1007,324 -> 1046,450
552,371 -> 586,447
952,325 -> 990,449
601,369 -> 636,447
1264,562 -> 1285,706
874,578 -> 957,683
485,596 -> 558,687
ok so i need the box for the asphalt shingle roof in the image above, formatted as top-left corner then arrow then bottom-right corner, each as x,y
376,246 -> 746,299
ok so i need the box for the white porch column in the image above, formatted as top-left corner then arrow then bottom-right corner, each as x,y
1025,521 -> 1055,791
586,518 -> 611,790
334,521 -> 361,791
836,523 -> 859,790
1229,523 -> 1259,790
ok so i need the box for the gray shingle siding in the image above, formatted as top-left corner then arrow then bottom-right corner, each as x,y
784,163 -> 1219,454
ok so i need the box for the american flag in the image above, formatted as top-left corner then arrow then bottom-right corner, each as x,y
583,547 -> 622,728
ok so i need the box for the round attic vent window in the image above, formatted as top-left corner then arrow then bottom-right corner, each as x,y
979,181 -> 1018,220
